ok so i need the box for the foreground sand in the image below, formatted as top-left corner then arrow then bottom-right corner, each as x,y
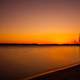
30,64 -> 80,80
0,64 -> 80,80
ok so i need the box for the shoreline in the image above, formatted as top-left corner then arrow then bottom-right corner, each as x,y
0,44 -> 80,46
26,63 -> 80,80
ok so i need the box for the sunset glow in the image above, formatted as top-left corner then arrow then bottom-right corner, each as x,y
0,0 -> 80,44
0,33 -> 79,44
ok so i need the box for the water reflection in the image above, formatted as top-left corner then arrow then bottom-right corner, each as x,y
0,46 -> 80,79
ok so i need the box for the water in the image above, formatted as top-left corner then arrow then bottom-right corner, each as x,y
0,46 -> 80,79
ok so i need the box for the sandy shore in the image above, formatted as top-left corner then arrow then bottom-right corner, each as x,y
0,64 -> 80,80
22,63 -> 80,80
29,64 -> 80,80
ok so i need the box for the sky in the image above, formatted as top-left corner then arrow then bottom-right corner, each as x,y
0,0 -> 80,44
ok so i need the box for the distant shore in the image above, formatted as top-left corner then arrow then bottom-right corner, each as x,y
0,43 -> 80,46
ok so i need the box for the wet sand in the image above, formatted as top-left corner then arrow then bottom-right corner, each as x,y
0,64 -> 80,80
30,64 -> 80,80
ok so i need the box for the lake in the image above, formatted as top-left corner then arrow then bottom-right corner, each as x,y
0,46 -> 80,80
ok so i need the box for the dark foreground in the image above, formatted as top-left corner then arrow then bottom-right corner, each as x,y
0,64 -> 80,80
31,64 -> 80,80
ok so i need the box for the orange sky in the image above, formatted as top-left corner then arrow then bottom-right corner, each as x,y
0,0 -> 80,44
0,33 -> 79,44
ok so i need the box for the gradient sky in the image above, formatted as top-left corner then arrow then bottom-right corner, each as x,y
0,0 -> 80,44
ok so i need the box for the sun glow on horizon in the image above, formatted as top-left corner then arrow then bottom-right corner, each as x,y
0,33 -> 79,44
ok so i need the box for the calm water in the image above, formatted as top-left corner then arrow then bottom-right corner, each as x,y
0,46 -> 80,79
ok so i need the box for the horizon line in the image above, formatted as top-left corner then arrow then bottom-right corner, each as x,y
0,43 -> 80,46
